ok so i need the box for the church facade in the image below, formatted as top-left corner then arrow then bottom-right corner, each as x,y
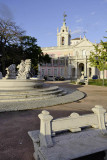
40,17 -> 105,79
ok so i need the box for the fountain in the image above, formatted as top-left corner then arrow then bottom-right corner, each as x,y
0,59 -> 44,91
0,59 -> 85,112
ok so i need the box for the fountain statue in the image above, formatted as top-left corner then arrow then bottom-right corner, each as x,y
17,59 -> 31,79
5,64 -> 16,79
0,72 -> 2,79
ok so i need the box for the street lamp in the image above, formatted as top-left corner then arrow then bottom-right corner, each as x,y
86,55 -> 87,77
83,50 -> 87,77
83,50 -> 87,78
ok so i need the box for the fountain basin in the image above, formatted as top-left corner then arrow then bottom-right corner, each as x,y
0,78 -> 44,91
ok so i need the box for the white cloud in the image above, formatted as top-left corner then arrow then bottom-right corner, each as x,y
91,11 -> 95,15
71,29 -> 82,35
71,27 -> 88,36
0,3 -> 13,20
76,18 -> 82,23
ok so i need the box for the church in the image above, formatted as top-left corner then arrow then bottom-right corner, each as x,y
40,15 -> 105,80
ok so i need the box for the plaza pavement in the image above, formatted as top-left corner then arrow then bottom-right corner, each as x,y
0,81 -> 107,160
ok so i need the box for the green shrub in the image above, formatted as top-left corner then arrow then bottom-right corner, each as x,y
88,79 -> 107,86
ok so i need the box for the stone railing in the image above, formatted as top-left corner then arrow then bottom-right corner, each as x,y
38,105 -> 107,147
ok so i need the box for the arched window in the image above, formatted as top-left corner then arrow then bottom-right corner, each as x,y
62,37 -> 65,45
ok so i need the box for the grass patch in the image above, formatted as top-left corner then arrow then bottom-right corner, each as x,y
88,79 -> 107,86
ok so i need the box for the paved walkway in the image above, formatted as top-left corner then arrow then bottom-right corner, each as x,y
45,81 -> 107,113
0,81 -> 107,160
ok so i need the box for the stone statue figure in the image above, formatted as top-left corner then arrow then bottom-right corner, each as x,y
17,60 -> 25,79
80,71 -> 84,80
24,59 -> 31,78
17,59 -> 31,79
5,64 -> 16,79
0,72 -> 2,79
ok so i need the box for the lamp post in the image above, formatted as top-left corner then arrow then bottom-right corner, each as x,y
86,55 -> 87,77
83,50 -> 87,78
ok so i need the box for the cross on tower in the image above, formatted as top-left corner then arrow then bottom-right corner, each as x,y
63,12 -> 67,22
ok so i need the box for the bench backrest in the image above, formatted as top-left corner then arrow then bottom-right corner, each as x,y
38,105 -> 107,147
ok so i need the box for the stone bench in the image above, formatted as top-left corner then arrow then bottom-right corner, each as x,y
28,105 -> 107,160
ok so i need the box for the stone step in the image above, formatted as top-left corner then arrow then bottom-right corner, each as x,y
0,86 -> 59,95
57,91 -> 68,97
0,94 -> 57,102
0,85 -> 69,103
0,89 -> 63,98
37,86 -> 59,92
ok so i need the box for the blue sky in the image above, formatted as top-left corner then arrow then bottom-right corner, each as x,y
0,0 -> 107,47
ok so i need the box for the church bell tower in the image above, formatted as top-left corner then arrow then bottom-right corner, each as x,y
57,13 -> 71,47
